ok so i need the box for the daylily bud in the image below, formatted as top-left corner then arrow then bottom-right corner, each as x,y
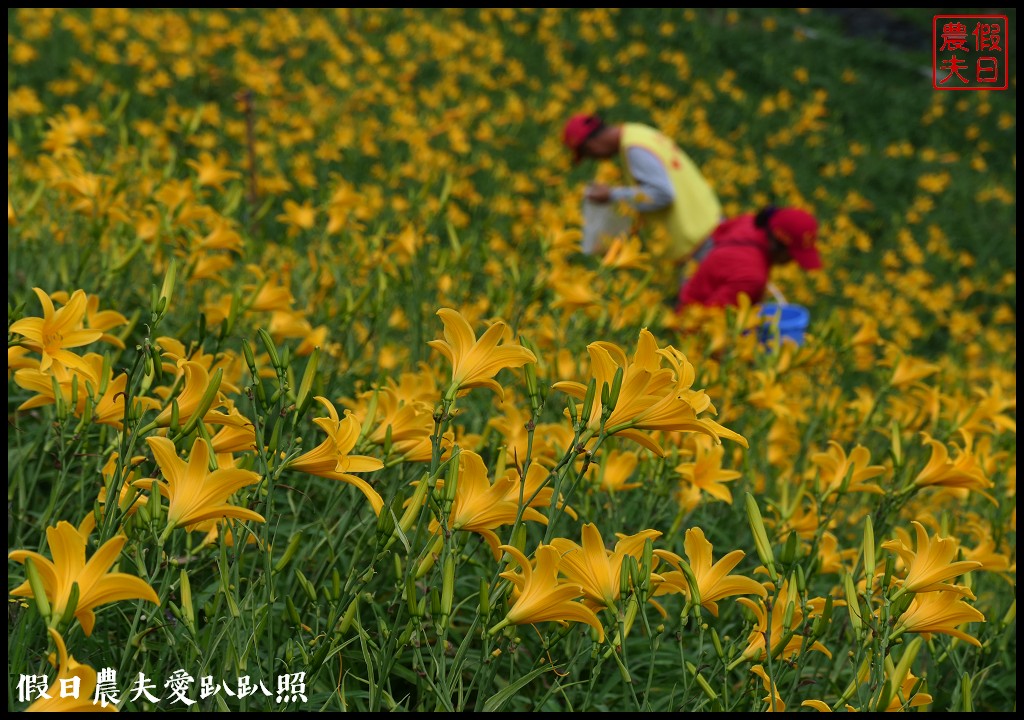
640,538 -> 654,600
567,396 -> 578,425
398,476 -> 430,534
890,420 -> 902,467
158,259 -> 177,318
675,556 -> 702,618
745,493 -> 777,582
415,536 -> 443,579
960,671 -> 973,712
441,448 -> 461,506
50,375 -> 67,421
147,344 -> 162,386
24,557 -> 52,624
406,571 -> 421,618
337,595 -> 360,635
686,661 -> 719,701
782,594 -> 796,630
149,479 -> 163,528
843,572 -> 863,637
711,628 -> 725,661
862,514 -> 876,593
608,366 -> 624,412
273,531 -> 304,574
780,531 -> 799,565
58,581 -> 81,631
258,328 -> 282,371
295,347 -> 320,417
811,595 -> 834,640
168,398 -> 181,435
180,568 -> 195,630
375,494 -> 402,553
619,555 -> 634,601
881,554 -> 895,592
242,337 -> 258,374
295,570 -> 318,603
522,355 -> 540,413
440,553 -> 456,625
581,377 -> 598,426
268,415 -> 283,457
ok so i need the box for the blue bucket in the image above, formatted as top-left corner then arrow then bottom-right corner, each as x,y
758,303 -> 810,346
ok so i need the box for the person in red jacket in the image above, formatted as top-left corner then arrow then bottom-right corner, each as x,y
675,206 -> 821,311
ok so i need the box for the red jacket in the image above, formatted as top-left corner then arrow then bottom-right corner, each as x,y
676,214 -> 772,309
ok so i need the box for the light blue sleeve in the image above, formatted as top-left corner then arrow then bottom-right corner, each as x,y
608,147 -> 675,212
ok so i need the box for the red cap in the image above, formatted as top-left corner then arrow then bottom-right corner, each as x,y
769,208 -> 821,270
562,113 -> 604,164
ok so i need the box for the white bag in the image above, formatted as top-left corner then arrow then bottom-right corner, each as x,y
581,198 -> 633,255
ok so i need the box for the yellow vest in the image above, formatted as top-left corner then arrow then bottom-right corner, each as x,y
620,123 -> 721,262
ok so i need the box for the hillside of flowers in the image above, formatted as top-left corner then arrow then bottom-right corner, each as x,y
7,8 -> 1016,712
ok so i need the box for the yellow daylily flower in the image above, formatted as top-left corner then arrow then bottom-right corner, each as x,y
9,521 -> 159,636
816,531 -> 858,575
955,382 -> 1016,435
911,433 -> 996,502
486,401 -> 535,466
427,307 -> 537,402
590,449 -> 642,492
24,629 -> 117,711
499,461 -> 576,520
277,198 -> 317,237
492,544 -> 605,642
94,452 -> 149,526
363,386 -> 435,462
751,664 -> 786,712
800,699 -> 836,712
14,353 -> 160,431
653,527 -> 767,616
675,438 -> 742,504
154,337 -> 243,395
892,590 -> 985,646
285,396 -> 385,514
879,670 -> 933,711
888,352 -> 940,388
152,360 -> 244,429
552,328 -> 746,456
881,521 -> 982,598
209,414 -> 258,454
8,345 -> 37,378
50,290 -> 129,350
810,441 -> 887,496
9,287 -> 102,373
136,436 -> 265,532
600,235 -> 649,270
433,450 -> 548,559
551,523 -> 661,610
186,150 -> 241,190
738,580 -> 832,663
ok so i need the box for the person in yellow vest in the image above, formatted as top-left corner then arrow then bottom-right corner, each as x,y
563,114 -> 722,265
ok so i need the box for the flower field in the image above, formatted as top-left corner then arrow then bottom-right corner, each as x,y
7,8 -> 1016,712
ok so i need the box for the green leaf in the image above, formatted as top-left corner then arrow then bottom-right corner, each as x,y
483,663 -> 554,712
